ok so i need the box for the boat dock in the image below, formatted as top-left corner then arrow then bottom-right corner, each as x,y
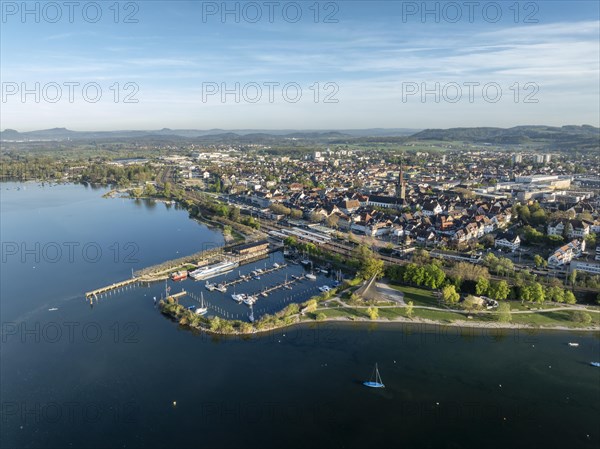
219,263 -> 288,288
168,290 -> 187,300
253,274 -> 305,297
85,278 -> 141,300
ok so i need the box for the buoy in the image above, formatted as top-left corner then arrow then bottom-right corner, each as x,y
173,401 -> 177,406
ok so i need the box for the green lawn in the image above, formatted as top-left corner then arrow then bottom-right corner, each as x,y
389,284 -> 440,307
413,308 -> 465,322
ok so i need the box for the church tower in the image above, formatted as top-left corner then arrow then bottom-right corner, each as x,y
397,162 -> 406,202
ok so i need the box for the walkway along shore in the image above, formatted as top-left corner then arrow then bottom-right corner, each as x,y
160,294 -> 600,337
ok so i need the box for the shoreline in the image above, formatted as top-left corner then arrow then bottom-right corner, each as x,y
164,306 -> 600,338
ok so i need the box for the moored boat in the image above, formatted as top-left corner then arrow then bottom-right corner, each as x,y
189,261 -> 239,280
568,342 -> 579,347
170,270 -> 188,281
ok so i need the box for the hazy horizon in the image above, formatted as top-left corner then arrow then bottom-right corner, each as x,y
1,1 -> 599,130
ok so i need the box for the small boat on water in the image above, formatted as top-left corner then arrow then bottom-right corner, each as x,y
195,293 -> 208,315
568,342 -> 579,347
231,293 -> 247,303
306,273 -> 317,281
205,282 -> 216,291
300,258 -> 310,265
170,270 -> 188,281
48,308 -> 59,312
273,263 -> 280,268
363,363 -> 385,388
216,284 -> 227,293
255,276 -> 261,280
261,291 -> 269,297
249,305 -> 255,323
591,362 -> 600,368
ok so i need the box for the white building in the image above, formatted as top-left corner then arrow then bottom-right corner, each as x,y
548,240 -> 586,267
494,234 -> 520,252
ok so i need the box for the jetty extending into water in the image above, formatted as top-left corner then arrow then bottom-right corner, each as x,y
218,263 -> 288,289
85,240 -> 273,301
252,274 -> 306,298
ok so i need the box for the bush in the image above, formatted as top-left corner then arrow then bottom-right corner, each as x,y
571,311 -> 592,324
315,313 -> 326,321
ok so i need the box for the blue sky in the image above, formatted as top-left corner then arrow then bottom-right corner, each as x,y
1,1 -> 599,131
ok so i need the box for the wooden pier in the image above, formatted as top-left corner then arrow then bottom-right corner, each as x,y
85,278 -> 141,299
252,274 -> 305,297
219,263 -> 288,288
169,291 -> 187,300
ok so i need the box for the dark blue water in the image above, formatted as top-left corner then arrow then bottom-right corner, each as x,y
1,183 -> 599,449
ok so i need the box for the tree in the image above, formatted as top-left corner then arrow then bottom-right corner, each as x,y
533,254 -> 544,268
355,245 -> 384,280
564,291 -> 576,305
423,263 -> 446,289
441,285 -> 460,305
290,209 -> 303,219
403,263 -> 425,286
406,301 -> 414,318
309,212 -> 324,223
562,222 -> 573,240
229,206 -> 240,222
163,181 -> 172,198
521,282 -> 545,303
518,205 -> 531,223
475,277 -> 490,295
546,286 -> 565,303
143,183 -> 156,196
496,302 -> 512,323
449,262 -> 489,282
366,306 -> 379,320
326,214 -> 339,229
488,280 -> 510,301
302,299 -> 318,313
570,311 -> 591,324
585,233 -> 597,247
462,295 -> 482,312
568,270 -> 577,287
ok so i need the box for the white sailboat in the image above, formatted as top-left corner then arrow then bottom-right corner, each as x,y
363,363 -> 385,388
195,292 -> 208,315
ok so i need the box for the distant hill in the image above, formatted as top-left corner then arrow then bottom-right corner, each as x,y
2,126 -> 597,150
410,125 -> 599,149
0,128 -> 418,142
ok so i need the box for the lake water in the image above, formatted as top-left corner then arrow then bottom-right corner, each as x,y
1,182 -> 599,449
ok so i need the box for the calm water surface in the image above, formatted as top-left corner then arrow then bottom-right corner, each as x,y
1,183 -> 599,449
